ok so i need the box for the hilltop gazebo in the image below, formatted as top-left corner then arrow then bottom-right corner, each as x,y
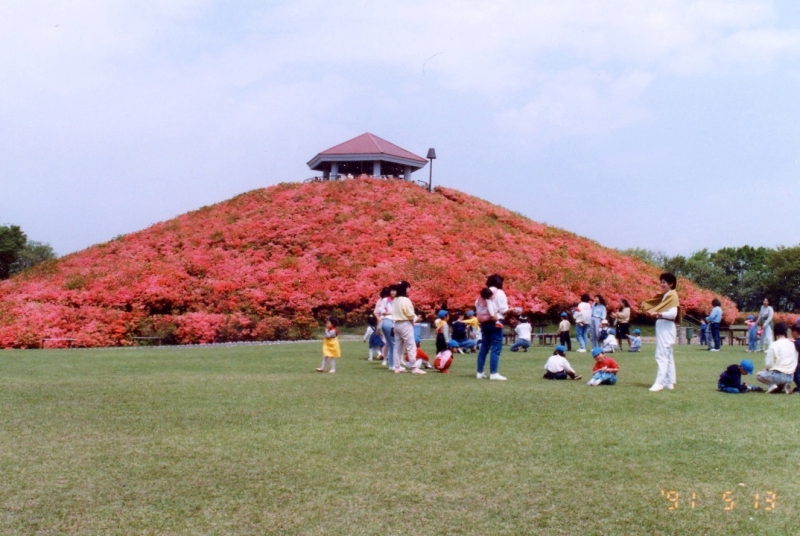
307,133 -> 428,181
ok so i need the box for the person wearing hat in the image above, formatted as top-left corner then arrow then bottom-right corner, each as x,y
626,329 -> 642,352
746,314 -> 758,353
543,345 -> 581,380
587,347 -> 619,386
602,328 -> 619,353
434,309 -> 450,354
717,359 -> 762,393
558,312 -> 572,351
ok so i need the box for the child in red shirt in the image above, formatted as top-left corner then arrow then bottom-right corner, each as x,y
588,347 -> 619,386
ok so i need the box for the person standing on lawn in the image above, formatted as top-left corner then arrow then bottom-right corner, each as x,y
756,322 -> 796,394
575,294 -> 592,352
374,286 -> 395,367
590,294 -> 607,349
641,272 -> 680,392
612,300 -> 632,349
391,281 -> 425,375
758,298 -> 774,351
706,299 -> 723,352
476,274 -> 509,381
558,312 -> 572,351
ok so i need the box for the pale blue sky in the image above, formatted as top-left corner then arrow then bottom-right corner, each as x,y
2,0 -> 799,256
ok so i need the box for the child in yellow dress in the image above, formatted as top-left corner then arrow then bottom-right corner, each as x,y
316,317 -> 341,373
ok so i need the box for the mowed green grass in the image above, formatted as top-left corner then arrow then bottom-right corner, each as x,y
0,341 -> 798,535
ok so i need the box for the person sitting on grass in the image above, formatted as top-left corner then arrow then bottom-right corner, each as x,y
755,322 -> 798,394
598,319 -> 610,347
543,345 -> 582,380
450,311 -> 477,353
602,328 -> 619,353
510,315 -> 532,352
316,316 -> 340,373
792,323 -> 800,394
718,359 -> 762,393
463,310 -> 480,353
587,347 -> 619,386
627,329 -> 642,352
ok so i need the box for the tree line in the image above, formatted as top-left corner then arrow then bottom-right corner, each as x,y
620,245 -> 800,313
0,225 -> 57,280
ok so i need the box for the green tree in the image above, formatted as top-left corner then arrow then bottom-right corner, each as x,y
765,246 -> 800,312
618,248 -> 668,267
9,241 -> 57,275
0,225 -> 27,279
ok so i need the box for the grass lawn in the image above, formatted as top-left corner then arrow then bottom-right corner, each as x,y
0,341 -> 797,535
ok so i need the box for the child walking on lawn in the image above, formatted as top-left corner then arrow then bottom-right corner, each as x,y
317,317 -> 340,373
717,359 -> 762,393
364,316 -> 383,361
558,312 -> 572,351
587,347 -> 619,386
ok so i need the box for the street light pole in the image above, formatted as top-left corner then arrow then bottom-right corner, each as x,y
426,148 -> 436,192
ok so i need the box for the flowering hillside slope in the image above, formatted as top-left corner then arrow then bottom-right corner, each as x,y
0,179 -> 736,348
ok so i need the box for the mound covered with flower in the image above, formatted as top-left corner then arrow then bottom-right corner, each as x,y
0,179 -> 736,348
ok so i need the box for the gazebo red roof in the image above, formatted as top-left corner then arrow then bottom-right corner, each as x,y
317,133 -> 427,164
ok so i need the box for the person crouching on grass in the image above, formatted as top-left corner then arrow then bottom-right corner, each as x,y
587,347 -> 619,386
718,359 -> 762,393
510,315 -> 532,352
316,317 -> 340,373
433,342 -> 459,374
543,345 -> 582,380
392,280 -> 426,375
755,322 -> 797,394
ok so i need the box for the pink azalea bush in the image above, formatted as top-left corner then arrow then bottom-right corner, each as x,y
0,179 -> 737,348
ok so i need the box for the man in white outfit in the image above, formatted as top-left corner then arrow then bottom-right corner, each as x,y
641,273 -> 680,392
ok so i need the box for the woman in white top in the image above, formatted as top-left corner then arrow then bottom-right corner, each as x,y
476,274 -> 509,381
373,286 -> 396,368
758,298 -> 774,351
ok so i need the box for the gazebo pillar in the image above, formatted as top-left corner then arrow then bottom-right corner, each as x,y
373,161 -> 381,177
330,162 -> 339,179
404,165 -> 412,181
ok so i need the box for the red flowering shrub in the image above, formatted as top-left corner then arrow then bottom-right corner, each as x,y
0,179 -> 737,348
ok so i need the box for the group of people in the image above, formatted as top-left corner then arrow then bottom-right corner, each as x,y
699,298 -> 774,353
316,271 -> 800,395
717,321 -> 800,395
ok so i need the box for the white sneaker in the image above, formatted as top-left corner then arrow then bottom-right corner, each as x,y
489,373 -> 507,381
649,384 -> 664,392
587,379 -> 599,386
381,360 -> 388,366
411,368 -> 426,375
394,367 -> 406,374
664,384 -> 674,390
577,348 -> 587,353
783,383 -> 792,394
476,372 -> 487,379
710,349 -> 720,352
766,384 -> 779,394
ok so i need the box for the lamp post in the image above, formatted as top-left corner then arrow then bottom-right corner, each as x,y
426,148 -> 436,192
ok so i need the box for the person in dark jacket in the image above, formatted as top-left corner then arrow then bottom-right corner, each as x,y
718,359 -> 762,393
